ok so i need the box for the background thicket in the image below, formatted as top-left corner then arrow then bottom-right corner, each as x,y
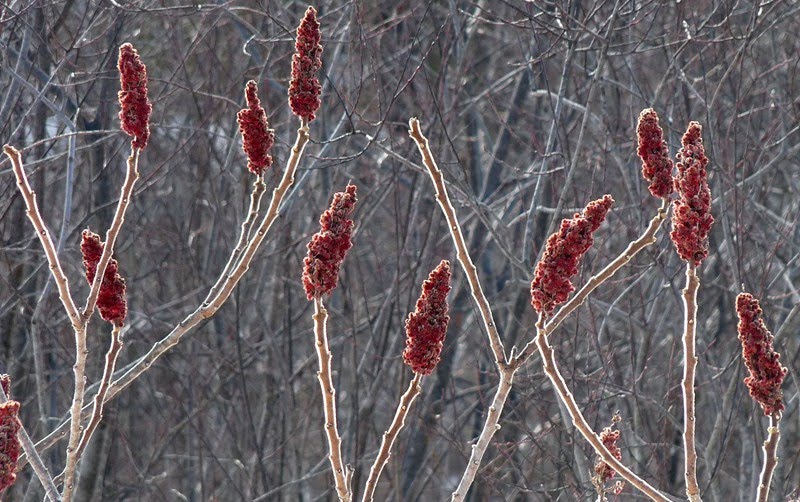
1,1 -> 799,500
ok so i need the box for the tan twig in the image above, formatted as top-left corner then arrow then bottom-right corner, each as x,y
407,118 -> 506,366
76,324 -> 123,458
313,297 -> 352,501
362,372 -> 423,502
81,147 -> 140,320
3,145 -> 80,327
0,387 -> 60,501
534,316 -> 670,502
204,175 -> 266,304
681,264 -> 701,501
756,415 -> 780,502
61,145 -> 140,502
22,121 -> 311,474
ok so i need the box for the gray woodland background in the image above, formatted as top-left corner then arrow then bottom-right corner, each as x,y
1,0 -> 799,500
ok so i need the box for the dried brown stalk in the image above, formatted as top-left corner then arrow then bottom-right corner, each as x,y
313,297 -> 353,501
681,264 -> 701,501
362,373 -> 423,502
756,415 -> 780,502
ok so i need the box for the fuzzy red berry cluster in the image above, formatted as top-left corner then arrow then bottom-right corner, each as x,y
636,108 -> 674,199
736,293 -> 787,416
670,123 -> 713,266
0,376 -> 21,494
81,230 -> 127,326
403,260 -> 451,375
531,195 -> 614,315
302,184 -> 358,300
289,7 -> 323,122
117,43 -> 152,149
237,81 -> 275,176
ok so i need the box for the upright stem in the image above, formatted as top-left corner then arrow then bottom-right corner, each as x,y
75,325 -> 124,458
681,264 -> 701,501
3,145 -> 80,328
313,297 -> 352,501
204,175 -> 266,304
534,317 -> 670,502
408,118 -> 506,366
20,121 -> 310,473
362,373 -> 423,502
82,147 -> 140,320
756,415 -> 780,502
450,365 -> 515,502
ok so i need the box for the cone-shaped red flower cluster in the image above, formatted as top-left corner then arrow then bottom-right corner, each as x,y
403,260 -> 451,375
237,81 -> 275,176
0,377 -> 21,494
289,7 -> 323,122
594,423 -> 624,493
531,195 -> 614,315
118,43 -> 152,149
81,230 -> 127,326
636,108 -> 674,199
670,122 -> 713,266
302,184 -> 357,300
736,293 -> 787,416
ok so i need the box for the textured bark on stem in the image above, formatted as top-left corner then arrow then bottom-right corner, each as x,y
204,176 -> 266,304
362,373 -> 423,502
407,118 -> 506,366
76,325 -> 123,457
681,264 -> 701,501
534,317 -> 669,501
756,415 -> 780,502
3,145 -> 80,328
451,364 -> 515,502
24,121 -> 311,468
313,297 -> 352,501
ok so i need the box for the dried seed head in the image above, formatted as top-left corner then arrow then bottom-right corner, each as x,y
118,43 -> 152,149
636,108 -> 674,199
288,6 -> 323,122
403,261 -> 451,375
736,293 -> 787,416
0,400 -> 21,493
81,230 -> 127,326
531,195 -> 614,314
670,122 -> 713,265
302,184 -> 357,299
237,81 -> 275,176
